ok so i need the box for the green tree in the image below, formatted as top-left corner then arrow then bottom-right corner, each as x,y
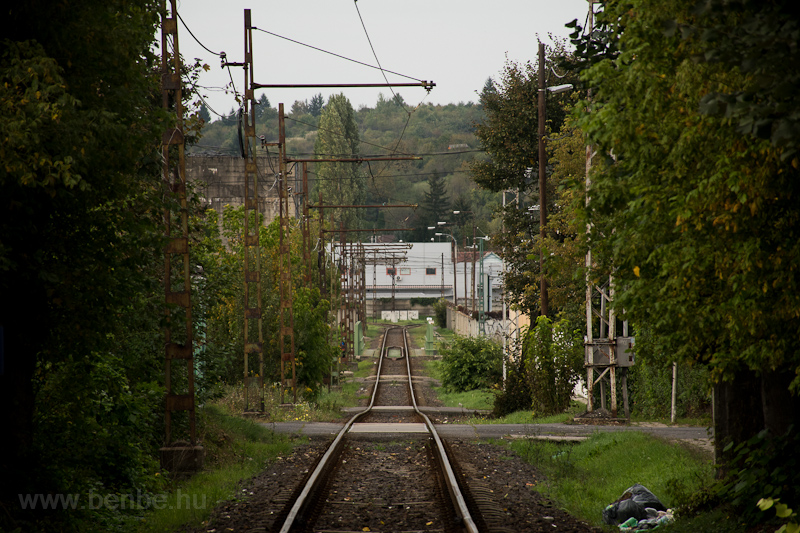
1,0 -> 166,522
410,170 -> 450,241
314,93 -> 364,228
471,42 -> 580,317
290,98 -> 309,116
255,93 -> 277,123
570,0 -> 800,471
523,317 -> 583,416
198,102 -> 211,123
308,93 -> 324,117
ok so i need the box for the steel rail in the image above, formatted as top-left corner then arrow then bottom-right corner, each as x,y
278,326 -> 477,532
277,327 -> 392,533
402,329 -> 480,533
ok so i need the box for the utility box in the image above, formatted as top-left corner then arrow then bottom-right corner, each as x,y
354,321 -> 364,358
616,336 -> 635,367
425,322 -> 435,355
585,337 -> 635,367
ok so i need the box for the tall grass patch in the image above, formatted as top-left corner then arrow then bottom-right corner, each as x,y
129,404 -> 294,532
509,432 -> 714,527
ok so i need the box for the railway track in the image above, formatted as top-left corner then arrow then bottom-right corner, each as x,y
275,326 -> 482,533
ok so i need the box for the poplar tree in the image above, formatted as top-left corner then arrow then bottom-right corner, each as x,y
313,93 -> 364,229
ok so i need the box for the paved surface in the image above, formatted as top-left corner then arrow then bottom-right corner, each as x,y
260,416 -> 713,443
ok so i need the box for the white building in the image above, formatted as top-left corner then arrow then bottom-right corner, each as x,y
359,242 -> 504,311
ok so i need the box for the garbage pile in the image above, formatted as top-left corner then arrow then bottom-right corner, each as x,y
602,483 -> 675,531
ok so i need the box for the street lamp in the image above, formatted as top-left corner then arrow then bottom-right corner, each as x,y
537,41 -> 573,317
435,232 -> 458,307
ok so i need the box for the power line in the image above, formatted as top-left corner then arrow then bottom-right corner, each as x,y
177,11 -> 222,57
353,0 -> 401,106
251,26 -> 423,83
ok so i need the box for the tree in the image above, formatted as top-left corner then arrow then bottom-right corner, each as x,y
308,93 -> 324,117
290,99 -> 309,116
570,0 -> 800,468
479,76 -> 497,99
421,170 -> 451,225
313,93 -> 364,228
1,0 -> 165,516
198,103 -> 211,123
410,170 -> 451,241
471,41 -> 580,317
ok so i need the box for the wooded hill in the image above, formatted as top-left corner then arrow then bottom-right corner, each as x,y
189,93 -> 499,242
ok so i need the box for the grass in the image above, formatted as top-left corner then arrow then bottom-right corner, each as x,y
630,413 -> 713,427
127,404 -> 297,532
423,359 -> 495,411
505,431 -> 716,529
436,388 -> 495,410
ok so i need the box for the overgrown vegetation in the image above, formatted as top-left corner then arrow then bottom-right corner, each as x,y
432,298 -> 448,328
438,335 -> 503,393
129,404 -> 294,533
492,317 -> 583,418
508,432 -> 714,529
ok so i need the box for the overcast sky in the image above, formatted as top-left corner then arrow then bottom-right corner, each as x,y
176,0 -> 592,119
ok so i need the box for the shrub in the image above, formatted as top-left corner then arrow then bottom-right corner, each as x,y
439,335 -> 502,392
626,328 -> 712,419
492,355 -> 532,417
523,316 -> 583,416
433,298 -> 448,328
717,426 -> 800,525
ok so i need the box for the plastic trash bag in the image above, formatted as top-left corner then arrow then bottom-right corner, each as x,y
602,483 -> 667,526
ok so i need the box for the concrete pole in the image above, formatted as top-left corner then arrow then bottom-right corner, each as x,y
538,42 -> 549,317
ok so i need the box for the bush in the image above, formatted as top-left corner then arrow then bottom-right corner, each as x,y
717,426 -> 800,525
433,298 -> 448,328
492,355 -> 532,417
439,335 -> 502,392
627,328 -> 712,419
523,316 -> 583,416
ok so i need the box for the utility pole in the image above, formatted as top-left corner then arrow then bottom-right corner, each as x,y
278,103 -> 297,403
582,0 -> 632,419
463,235 -> 468,310
441,253 -> 444,299
230,11 -> 435,402
160,0 -> 202,472
538,41 -> 549,317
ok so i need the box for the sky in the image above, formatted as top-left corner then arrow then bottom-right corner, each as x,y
175,0 -> 592,120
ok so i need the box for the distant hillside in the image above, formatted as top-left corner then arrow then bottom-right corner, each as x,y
188,95 -> 500,240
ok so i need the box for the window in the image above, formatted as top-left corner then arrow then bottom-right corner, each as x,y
426,267 -> 437,275
400,268 -> 411,275
386,267 -> 396,276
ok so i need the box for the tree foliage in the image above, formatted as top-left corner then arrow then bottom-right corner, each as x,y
471,42 -> 582,317
439,336 -> 503,393
1,0 -> 168,526
567,2 -> 800,496
523,317 -> 584,416
314,93 -> 365,228
572,0 -> 800,391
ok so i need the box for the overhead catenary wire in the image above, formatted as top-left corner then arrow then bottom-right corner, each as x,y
251,26 -> 424,83
177,11 -> 222,57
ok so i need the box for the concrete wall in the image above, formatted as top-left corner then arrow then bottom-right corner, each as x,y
446,306 -> 525,344
186,154 -> 295,228
366,298 -> 437,318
